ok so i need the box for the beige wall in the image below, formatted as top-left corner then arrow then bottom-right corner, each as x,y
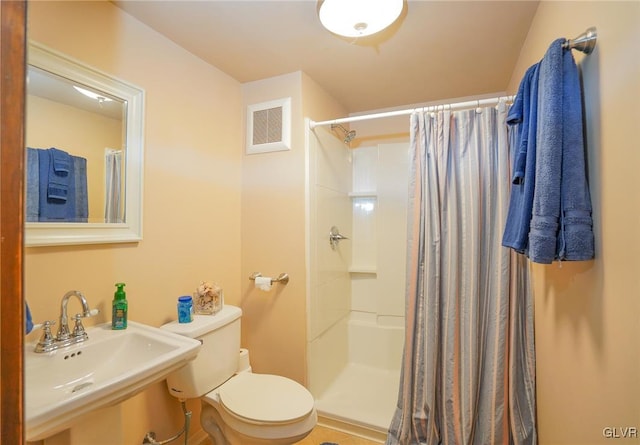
25,2 -> 242,443
239,72 -> 347,386
240,72 -> 308,384
508,2 -> 640,444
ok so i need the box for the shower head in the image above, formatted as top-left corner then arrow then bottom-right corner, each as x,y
331,124 -> 356,144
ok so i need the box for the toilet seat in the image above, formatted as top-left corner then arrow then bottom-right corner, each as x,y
217,373 -> 315,425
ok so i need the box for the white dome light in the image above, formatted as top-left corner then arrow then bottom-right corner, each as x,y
73,85 -> 112,103
318,0 -> 404,38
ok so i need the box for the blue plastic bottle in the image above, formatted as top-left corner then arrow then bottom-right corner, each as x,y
177,296 -> 193,323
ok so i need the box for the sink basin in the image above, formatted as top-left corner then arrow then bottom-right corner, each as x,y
25,320 -> 201,441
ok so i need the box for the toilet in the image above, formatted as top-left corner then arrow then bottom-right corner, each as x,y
161,305 -> 317,445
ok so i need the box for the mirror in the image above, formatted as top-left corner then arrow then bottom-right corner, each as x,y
25,41 -> 144,246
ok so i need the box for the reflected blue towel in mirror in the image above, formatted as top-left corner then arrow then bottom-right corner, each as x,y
51,148 -> 70,175
33,147 -> 88,221
47,147 -> 70,202
38,147 -> 76,221
26,148 -> 40,222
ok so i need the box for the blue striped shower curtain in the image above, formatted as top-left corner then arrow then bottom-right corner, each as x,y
386,102 -> 537,445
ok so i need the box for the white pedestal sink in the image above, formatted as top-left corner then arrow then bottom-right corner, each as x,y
25,321 -> 201,442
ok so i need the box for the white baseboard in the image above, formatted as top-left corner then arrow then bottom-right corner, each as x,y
317,414 -> 387,444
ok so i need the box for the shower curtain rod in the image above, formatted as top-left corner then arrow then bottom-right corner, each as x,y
310,26 -> 597,129
309,95 -> 513,129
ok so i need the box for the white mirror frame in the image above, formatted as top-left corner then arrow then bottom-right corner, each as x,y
25,42 -> 144,247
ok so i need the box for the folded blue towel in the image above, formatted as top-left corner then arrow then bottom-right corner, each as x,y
502,63 -> 540,254
26,148 -> 40,222
529,38 -> 594,263
51,148 -> 70,175
47,180 -> 68,202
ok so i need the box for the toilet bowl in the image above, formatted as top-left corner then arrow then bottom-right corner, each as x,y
161,305 -> 316,445
201,373 -> 317,445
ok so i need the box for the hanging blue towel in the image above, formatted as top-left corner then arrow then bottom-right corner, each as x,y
47,147 -> 70,202
26,148 -> 40,222
508,64 -> 538,185
528,39 -> 564,263
528,39 -> 594,263
502,62 -> 540,253
558,41 -> 594,261
38,147 -> 76,221
25,301 -> 34,334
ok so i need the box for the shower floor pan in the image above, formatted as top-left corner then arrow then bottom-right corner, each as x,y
314,363 -> 400,442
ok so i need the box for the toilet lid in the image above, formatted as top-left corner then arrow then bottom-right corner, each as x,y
218,373 -> 315,424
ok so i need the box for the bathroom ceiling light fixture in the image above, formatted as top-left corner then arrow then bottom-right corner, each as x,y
318,0 -> 404,38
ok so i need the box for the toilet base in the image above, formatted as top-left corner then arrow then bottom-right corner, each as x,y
201,402 -> 316,445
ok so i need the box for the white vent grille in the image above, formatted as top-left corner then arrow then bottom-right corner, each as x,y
252,106 -> 283,145
246,97 -> 291,154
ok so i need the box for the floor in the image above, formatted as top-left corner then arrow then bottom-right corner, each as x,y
198,363 -> 397,445
294,425 -> 383,445
199,425 -> 382,445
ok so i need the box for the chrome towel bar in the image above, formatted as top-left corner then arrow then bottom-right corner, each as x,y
563,26 -> 597,54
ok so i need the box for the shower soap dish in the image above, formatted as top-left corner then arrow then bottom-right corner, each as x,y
194,281 -> 223,315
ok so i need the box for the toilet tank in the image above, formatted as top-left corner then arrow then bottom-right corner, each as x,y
161,305 -> 242,399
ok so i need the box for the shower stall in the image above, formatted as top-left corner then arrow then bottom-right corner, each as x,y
306,122 -> 409,441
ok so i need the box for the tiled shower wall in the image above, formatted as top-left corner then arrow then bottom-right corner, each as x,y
349,144 -> 407,370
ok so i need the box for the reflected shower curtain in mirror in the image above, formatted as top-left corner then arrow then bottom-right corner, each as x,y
387,103 -> 537,445
105,149 -> 122,223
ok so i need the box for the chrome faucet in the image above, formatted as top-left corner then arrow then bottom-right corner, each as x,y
34,290 -> 97,353
57,290 -> 92,341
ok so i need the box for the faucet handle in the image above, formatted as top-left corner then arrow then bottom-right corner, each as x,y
84,308 -> 100,318
34,320 -> 56,353
72,313 -> 90,340
72,309 -> 98,338
31,319 -> 54,332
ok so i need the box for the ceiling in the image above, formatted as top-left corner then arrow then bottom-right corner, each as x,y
113,1 -> 540,114
28,67 -> 124,120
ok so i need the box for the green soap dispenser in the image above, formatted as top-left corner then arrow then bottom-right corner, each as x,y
112,282 -> 128,330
